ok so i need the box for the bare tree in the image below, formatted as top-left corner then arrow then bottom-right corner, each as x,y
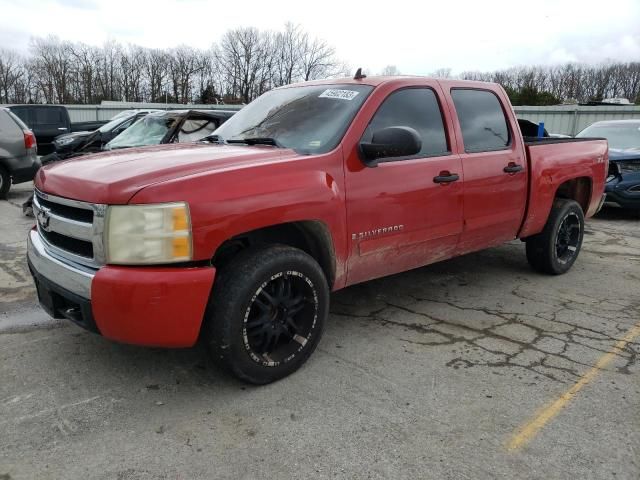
217,27 -> 274,103
30,36 -> 75,103
430,68 -> 451,79
0,48 -> 23,103
3,29 -> 636,106
380,65 -> 401,76
299,34 -> 338,81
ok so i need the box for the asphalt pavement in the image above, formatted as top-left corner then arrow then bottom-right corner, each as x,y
1,184 -> 638,480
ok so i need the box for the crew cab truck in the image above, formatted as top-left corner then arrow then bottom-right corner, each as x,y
27,76 -> 608,384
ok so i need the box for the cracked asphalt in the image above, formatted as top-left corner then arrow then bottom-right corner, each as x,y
1,185 -> 639,480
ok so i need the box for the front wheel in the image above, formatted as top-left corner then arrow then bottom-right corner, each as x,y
526,199 -> 585,275
203,245 -> 329,384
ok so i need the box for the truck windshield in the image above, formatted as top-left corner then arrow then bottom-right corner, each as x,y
213,84 -> 373,154
106,114 -> 178,150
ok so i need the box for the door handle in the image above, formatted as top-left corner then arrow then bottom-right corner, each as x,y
504,163 -> 523,173
433,172 -> 460,184
58,127 -> 68,130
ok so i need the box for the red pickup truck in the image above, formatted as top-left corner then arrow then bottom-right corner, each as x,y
28,76 -> 608,384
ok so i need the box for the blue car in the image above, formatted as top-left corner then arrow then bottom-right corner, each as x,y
577,119 -> 640,214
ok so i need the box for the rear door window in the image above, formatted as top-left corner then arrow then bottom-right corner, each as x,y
361,88 -> 449,159
33,107 -> 64,126
10,107 -> 31,126
451,89 -> 510,152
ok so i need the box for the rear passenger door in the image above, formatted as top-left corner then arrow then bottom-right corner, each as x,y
31,107 -> 69,153
344,85 -> 463,285
447,88 -> 527,254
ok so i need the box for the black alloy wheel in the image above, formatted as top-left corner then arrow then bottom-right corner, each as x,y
526,198 -> 585,275
203,244 -> 329,384
243,271 -> 318,366
554,211 -> 581,265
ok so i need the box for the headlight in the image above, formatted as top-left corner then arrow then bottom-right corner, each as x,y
56,137 -> 76,146
105,202 -> 192,265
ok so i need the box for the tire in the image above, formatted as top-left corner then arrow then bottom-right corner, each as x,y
0,166 -> 10,199
526,199 -> 584,275
203,244 -> 329,384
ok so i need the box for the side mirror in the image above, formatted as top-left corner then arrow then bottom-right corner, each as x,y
359,126 -> 422,167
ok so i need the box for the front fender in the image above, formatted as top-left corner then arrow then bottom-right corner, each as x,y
129,150 -> 348,284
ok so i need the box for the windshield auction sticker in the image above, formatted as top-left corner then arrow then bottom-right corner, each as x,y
318,89 -> 360,100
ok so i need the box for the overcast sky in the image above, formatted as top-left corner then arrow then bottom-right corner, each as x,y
0,0 -> 638,74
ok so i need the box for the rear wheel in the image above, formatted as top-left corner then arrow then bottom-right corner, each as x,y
203,244 -> 329,384
526,199 -> 584,275
0,166 -> 10,199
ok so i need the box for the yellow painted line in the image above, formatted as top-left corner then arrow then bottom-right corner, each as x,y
507,320 -> 640,451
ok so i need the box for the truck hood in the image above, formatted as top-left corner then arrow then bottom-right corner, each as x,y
35,143 -> 300,204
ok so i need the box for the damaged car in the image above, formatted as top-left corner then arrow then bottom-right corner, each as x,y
23,109 -> 236,216
104,109 -> 235,151
49,109 -> 160,161
577,119 -> 640,215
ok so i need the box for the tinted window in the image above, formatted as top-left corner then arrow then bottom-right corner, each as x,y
33,107 -> 64,125
451,89 -> 510,152
10,107 -> 30,126
362,88 -> 448,158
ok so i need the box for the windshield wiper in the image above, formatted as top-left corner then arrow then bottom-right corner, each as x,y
226,137 -> 281,147
200,134 -> 225,144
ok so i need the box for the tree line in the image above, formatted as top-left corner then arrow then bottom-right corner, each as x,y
458,63 -> 640,105
381,63 -> 640,105
0,23 -> 347,105
1,26 -> 639,106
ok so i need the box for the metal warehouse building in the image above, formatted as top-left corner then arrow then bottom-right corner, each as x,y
514,105 -> 640,136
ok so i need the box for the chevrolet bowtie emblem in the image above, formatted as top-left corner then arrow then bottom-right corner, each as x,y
37,207 -> 51,231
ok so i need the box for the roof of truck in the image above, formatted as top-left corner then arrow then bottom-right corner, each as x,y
283,75 -> 501,90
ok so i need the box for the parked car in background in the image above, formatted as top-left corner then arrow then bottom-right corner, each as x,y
50,109 -> 160,161
0,107 -> 39,198
7,104 -> 106,154
105,109 -> 235,150
576,119 -> 640,214
21,108 -> 236,215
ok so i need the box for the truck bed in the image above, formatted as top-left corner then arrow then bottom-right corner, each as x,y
522,137 -> 606,146
518,138 -> 609,238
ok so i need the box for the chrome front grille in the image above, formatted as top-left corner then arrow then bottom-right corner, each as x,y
33,189 -> 107,269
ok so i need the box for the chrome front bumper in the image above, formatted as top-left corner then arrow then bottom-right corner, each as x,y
27,229 -> 95,299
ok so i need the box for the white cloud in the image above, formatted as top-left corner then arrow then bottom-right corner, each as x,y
0,0 -> 638,73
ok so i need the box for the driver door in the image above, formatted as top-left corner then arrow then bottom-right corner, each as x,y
344,84 -> 464,285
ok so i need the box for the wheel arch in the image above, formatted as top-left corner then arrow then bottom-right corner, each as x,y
211,220 -> 337,288
553,176 -> 592,213
519,174 -> 593,239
